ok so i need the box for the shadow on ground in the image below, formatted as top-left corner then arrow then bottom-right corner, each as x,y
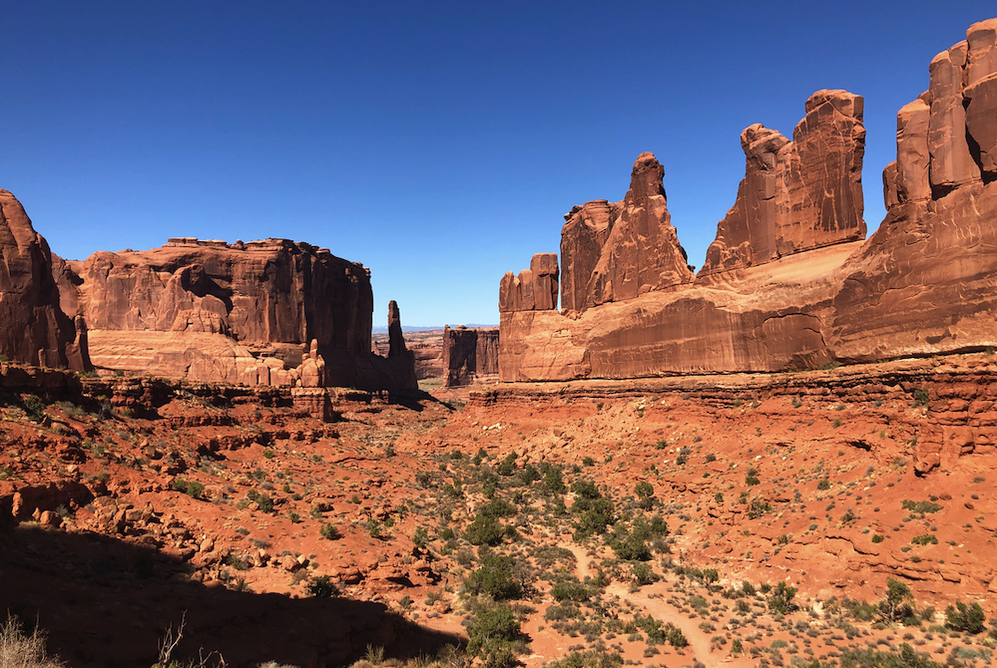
0,524 -> 462,668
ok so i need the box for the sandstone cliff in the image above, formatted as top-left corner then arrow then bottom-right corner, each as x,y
59,237 -> 415,390
560,153 -> 694,313
442,326 -> 499,387
0,190 -> 90,371
699,90 -> 867,277
499,18 -> 997,388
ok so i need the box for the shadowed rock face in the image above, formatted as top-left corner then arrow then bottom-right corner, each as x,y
59,238 -> 415,389
442,326 -> 499,387
699,90 -> 867,277
0,190 -> 90,371
498,18 -> 997,391
560,153 -> 694,313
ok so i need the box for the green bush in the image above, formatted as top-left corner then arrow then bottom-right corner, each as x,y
307,575 -> 338,598
320,523 -> 341,540
902,499 -> 943,514
170,478 -> 204,500
879,577 -> 914,622
246,489 -> 274,513
945,600 -> 986,634
465,514 -> 506,546
767,581 -> 797,615
464,555 -> 523,600
466,605 -> 521,665
910,534 -> 937,546
839,643 -> 942,668
550,578 -> 592,603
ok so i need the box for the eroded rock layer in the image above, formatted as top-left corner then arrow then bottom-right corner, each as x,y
442,326 -> 499,387
699,90 -> 867,277
560,153 -> 694,313
61,238 -> 415,389
0,190 -> 90,371
500,19 -> 997,386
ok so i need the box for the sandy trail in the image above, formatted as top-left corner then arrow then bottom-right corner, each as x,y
567,544 -> 754,667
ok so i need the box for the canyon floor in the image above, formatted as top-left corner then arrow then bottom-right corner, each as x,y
2,354 -> 997,668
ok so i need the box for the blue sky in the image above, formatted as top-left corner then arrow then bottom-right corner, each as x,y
3,2 -> 994,327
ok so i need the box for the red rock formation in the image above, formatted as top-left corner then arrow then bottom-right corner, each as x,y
560,153 -> 694,313
59,238 -> 414,389
498,253 -> 559,313
499,18 -> 997,389
380,300 -> 418,390
699,90 -> 867,277
0,190 -> 90,371
442,326 -> 500,388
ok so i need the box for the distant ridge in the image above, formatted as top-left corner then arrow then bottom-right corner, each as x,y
371,324 -> 498,334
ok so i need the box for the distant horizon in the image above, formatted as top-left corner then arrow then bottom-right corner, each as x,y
4,2 -> 994,325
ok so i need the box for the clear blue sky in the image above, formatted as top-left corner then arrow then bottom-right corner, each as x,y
3,2 -> 994,327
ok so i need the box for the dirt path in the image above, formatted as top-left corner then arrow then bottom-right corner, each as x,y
567,544 -> 754,667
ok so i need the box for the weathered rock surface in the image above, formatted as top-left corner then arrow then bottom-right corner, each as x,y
560,153 -> 694,313
498,252 -> 559,313
500,19 -> 997,385
60,238 -> 415,389
442,326 -> 499,387
699,90 -> 867,277
379,300 -> 418,390
0,190 -> 90,371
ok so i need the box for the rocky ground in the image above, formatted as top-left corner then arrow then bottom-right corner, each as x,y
2,355 -> 997,668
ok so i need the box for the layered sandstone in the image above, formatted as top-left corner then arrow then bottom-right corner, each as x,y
699,90 -> 867,277
498,253 -> 559,313
442,326 -> 499,387
500,19 -> 997,390
60,238 -> 415,390
0,190 -> 90,371
560,153 -> 694,313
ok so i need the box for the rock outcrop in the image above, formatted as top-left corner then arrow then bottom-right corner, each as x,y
560,153 -> 694,313
59,238 -> 415,390
699,90 -> 867,277
499,18 -> 997,388
0,190 -> 90,371
442,326 -> 499,388
499,253 -> 559,313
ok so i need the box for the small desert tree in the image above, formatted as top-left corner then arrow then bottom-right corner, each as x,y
879,577 -> 915,623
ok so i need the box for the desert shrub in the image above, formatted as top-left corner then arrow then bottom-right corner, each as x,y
478,497 -> 517,519
545,648 -> 623,668
0,616 -> 65,667
817,479 -> 831,490
466,604 -> 521,667
571,480 -> 615,539
611,532 -> 651,561
307,575 -> 338,598
912,388 -> 930,406
902,499 -> 942,514
170,478 -> 204,500
944,600 -> 986,634
320,523 -> 341,540
541,465 -> 566,495
910,534 -> 937,546
246,489 -> 274,513
464,555 -> 523,600
631,562 -> 660,586
550,578 -> 592,603
839,643 -> 942,668
465,514 -> 506,546
767,581 -> 797,614
879,577 -> 914,623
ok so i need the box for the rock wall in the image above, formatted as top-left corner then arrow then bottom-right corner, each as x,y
499,253 -> 559,313
699,90 -> 867,277
0,190 -> 90,371
499,18 -> 997,384
60,238 -> 415,390
442,326 -> 500,388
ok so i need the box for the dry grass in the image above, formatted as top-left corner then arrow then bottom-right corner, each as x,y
0,616 -> 65,668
